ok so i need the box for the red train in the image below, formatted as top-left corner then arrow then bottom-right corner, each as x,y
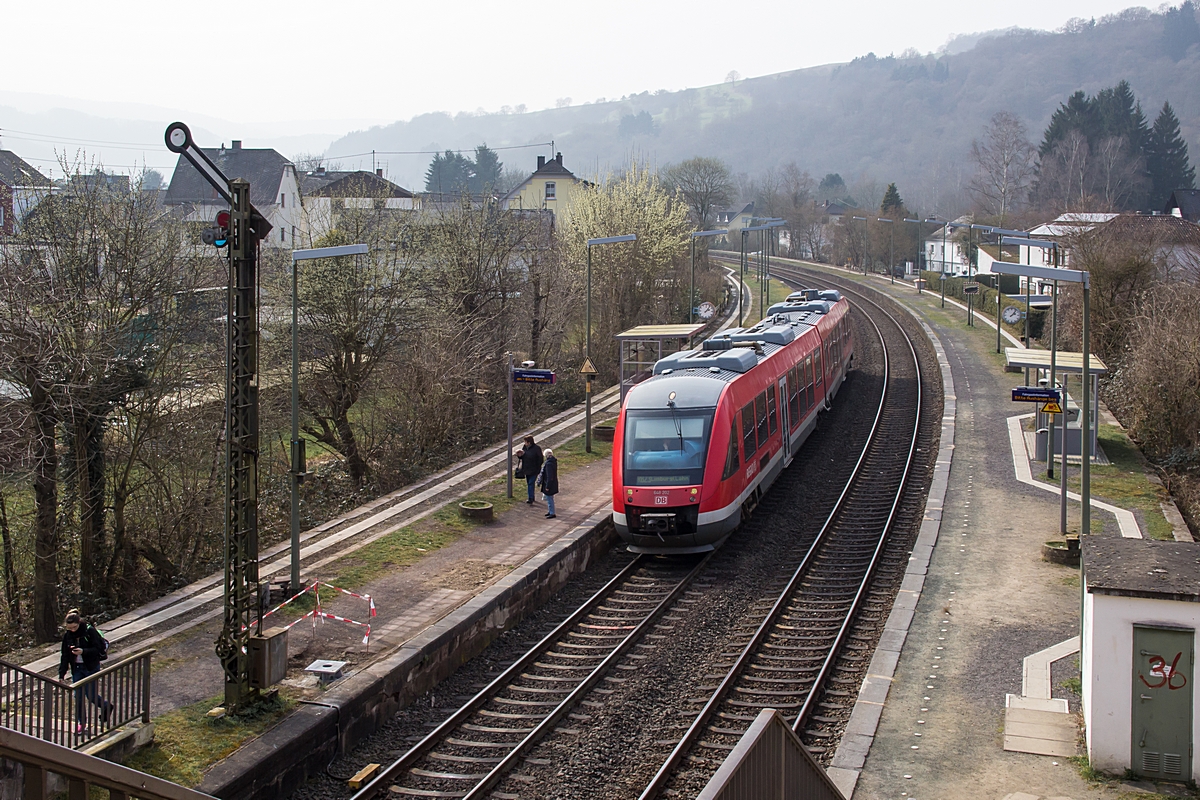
612,290 -> 854,553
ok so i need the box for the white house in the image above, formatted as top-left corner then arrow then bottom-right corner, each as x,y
0,149 -> 51,236
299,168 -> 416,244
164,140 -> 303,248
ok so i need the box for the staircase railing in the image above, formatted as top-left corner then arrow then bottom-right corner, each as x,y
0,650 -> 154,749
0,723 -> 214,799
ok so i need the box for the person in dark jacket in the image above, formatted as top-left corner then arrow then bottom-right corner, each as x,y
516,436 -> 543,504
537,448 -> 559,519
58,609 -> 112,733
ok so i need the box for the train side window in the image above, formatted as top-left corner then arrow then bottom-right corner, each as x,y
805,354 -> 814,410
755,392 -> 769,448
788,367 -> 800,424
721,420 -> 739,480
767,386 -> 778,435
742,402 -> 757,460
816,348 -> 823,386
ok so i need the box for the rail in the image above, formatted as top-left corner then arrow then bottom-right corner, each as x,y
0,650 -> 154,749
696,709 -> 845,800
0,723 -> 214,800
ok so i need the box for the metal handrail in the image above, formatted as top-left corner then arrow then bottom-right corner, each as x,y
0,649 -> 155,748
0,724 -> 215,800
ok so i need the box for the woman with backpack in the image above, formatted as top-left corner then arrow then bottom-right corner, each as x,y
58,609 -> 113,734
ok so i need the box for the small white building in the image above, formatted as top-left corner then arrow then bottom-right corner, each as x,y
164,140 -> 303,248
299,168 -> 416,244
923,216 -> 972,274
1082,537 -> 1200,782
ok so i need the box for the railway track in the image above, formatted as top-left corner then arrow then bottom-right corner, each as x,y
351,554 -> 708,799
326,268 -> 938,800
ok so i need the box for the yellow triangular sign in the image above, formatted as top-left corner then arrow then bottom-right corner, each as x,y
579,357 -> 599,376
1041,400 -> 1063,414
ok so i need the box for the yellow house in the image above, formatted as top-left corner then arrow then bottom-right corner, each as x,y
500,152 -> 588,227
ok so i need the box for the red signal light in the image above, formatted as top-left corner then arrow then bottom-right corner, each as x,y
216,210 -> 231,228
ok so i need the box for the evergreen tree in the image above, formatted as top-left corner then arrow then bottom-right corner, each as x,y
880,183 -> 904,213
469,145 -> 503,194
1164,1 -> 1200,60
1095,80 -> 1148,154
424,150 -> 473,194
1039,91 -> 1100,157
1146,102 -> 1196,206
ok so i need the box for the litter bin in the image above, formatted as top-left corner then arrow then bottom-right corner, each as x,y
1035,428 -> 1049,461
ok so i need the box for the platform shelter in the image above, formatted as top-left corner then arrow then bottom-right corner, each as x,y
616,323 -> 707,401
1005,348 -> 1108,459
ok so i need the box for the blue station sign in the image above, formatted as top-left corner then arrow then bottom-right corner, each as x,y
1012,386 -> 1060,403
513,369 -> 557,385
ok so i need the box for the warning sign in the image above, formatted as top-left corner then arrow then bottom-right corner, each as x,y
579,357 -> 599,376
1041,400 -> 1063,414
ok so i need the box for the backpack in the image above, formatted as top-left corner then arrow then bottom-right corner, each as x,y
91,625 -> 110,661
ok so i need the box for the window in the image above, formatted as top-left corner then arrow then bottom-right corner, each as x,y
280,193 -> 286,208
623,408 -> 715,486
721,420 -> 740,480
755,393 -> 769,449
545,181 -> 556,200
805,355 -> 814,412
281,228 -> 286,242
741,402 -> 757,460
767,386 -> 778,435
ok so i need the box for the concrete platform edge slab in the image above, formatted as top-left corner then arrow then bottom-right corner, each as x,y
198,514 -> 617,800
826,290 -> 957,798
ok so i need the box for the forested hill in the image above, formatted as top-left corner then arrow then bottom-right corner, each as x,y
327,5 -> 1200,204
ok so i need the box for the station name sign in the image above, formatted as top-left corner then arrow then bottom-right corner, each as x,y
1012,386 -> 1060,403
513,369 -> 557,385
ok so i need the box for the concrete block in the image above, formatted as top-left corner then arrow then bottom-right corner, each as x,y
829,731 -> 874,770
844,699 -> 885,737
866,647 -> 900,680
857,674 -> 893,705
899,573 -> 925,594
826,766 -> 859,799
885,603 -> 916,632
876,627 -> 908,653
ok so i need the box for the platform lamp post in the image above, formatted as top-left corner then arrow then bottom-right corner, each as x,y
690,229 -> 728,324
586,234 -> 637,453
923,218 -> 941,298
289,243 -> 369,595
904,218 -> 923,292
739,229 -> 749,327
878,218 -> 894,283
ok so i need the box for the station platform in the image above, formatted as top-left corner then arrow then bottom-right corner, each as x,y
786,263 -> 1190,800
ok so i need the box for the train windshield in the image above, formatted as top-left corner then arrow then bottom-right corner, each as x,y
623,408 -> 715,486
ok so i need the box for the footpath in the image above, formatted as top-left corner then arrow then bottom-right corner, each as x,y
793,264 -> 1193,800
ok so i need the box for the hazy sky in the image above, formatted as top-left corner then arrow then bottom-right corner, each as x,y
9,0 -> 1149,126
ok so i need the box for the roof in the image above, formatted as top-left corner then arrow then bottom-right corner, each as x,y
1084,537 -> 1200,602
1004,348 -> 1109,374
1098,213 -> 1200,246
1164,189 -> 1200,222
301,170 -> 412,199
0,150 -> 51,188
164,145 -> 290,207
717,202 -> 755,222
615,323 -> 708,340
1029,213 -> 1118,238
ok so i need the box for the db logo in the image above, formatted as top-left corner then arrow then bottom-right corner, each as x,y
654,496 -> 669,506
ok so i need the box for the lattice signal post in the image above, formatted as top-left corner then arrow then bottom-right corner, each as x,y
166,123 -> 272,712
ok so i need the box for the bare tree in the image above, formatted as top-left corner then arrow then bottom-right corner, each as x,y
1092,136 -> 1147,211
968,112 -> 1035,222
663,157 -> 734,230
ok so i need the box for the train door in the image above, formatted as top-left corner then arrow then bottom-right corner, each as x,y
779,376 -> 791,465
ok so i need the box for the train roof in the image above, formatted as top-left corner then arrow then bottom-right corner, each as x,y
624,374 -> 728,410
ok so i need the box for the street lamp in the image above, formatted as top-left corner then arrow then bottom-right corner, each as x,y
904,218 -> 923,292
690,229 -> 728,324
924,218 -> 945,306
739,229 -> 749,327
741,221 -> 785,323
587,234 -> 637,453
289,243 -> 369,594
851,216 -> 868,274
878,218 -> 894,283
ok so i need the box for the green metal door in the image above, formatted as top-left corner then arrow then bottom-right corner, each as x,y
1132,625 -> 1194,781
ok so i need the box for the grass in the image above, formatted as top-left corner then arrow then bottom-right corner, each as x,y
740,273 -> 792,323
1033,425 -> 1174,539
1060,676 -> 1082,695
124,692 -> 294,788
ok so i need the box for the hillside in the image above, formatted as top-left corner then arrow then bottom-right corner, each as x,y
328,6 -> 1200,209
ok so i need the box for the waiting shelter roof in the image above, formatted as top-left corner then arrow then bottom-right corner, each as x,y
615,323 -> 707,341
1005,348 -> 1108,374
